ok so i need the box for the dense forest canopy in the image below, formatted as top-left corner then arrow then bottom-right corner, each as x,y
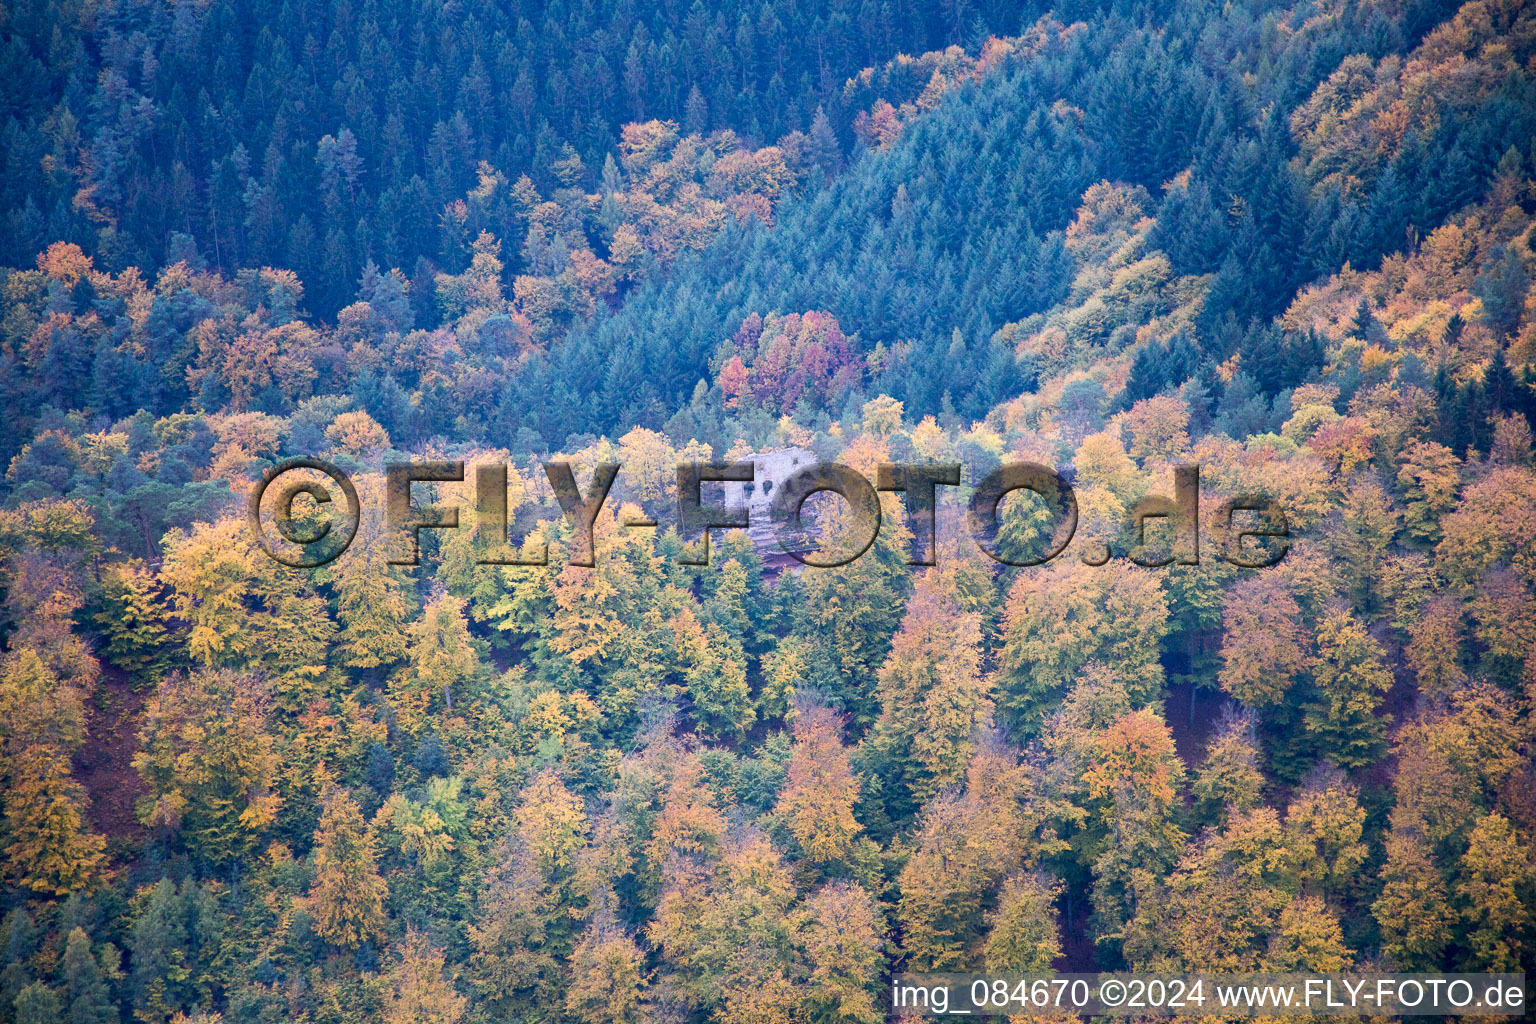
3,0 -> 1536,1020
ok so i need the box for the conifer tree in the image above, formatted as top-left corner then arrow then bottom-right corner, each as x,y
129,880 -> 190,1022
59,927 -> 116,1024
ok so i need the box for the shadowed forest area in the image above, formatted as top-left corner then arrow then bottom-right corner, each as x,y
2,0 -> 1536,1020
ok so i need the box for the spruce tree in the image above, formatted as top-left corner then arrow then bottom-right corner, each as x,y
59,928 -> 116,1024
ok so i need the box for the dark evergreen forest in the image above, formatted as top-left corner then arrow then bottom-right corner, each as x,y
2,0 -> 1536,1020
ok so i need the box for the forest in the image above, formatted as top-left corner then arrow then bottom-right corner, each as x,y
2,0 -> 1536,1020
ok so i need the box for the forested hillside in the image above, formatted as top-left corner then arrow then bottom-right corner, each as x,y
3,0 -> 1536,1020
0,0 -> 1035,312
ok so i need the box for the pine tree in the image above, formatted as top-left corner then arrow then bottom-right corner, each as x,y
129,879 -> 189,1022
808,106 -> 842,182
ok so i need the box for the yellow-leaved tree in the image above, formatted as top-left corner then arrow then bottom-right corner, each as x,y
385,930 -> 467,1024
2,744 -> 105,895
132,669 -> 281,864
306,787 -> 388,949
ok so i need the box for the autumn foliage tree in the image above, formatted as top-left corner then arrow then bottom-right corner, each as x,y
132,670 -> 281,864
774,702 -> 867,871
386,930 -> 467,1024
2,745 -> 105,895
306,787 -> 389,949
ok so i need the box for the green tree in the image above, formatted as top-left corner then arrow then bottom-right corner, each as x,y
394,594 -> 481,735
14,981 -> 62,1024
1372,829 -> 1453,967
1304,609 -> 1393,769
1191,710 -> 1265,825
983,873 -> 1062,971
1455,812 -> 1535,970
996,560 -> 1168,736
1396,442 -> 1460,545
132,670 -> 280,864
93,562 -> 174,685
59,927 -> 117,1024
867,586 -> 992,810
327,516 -> 414,673
129,879 -> 220,1024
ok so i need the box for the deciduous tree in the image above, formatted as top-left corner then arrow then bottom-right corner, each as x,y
306,788 -> 388,949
